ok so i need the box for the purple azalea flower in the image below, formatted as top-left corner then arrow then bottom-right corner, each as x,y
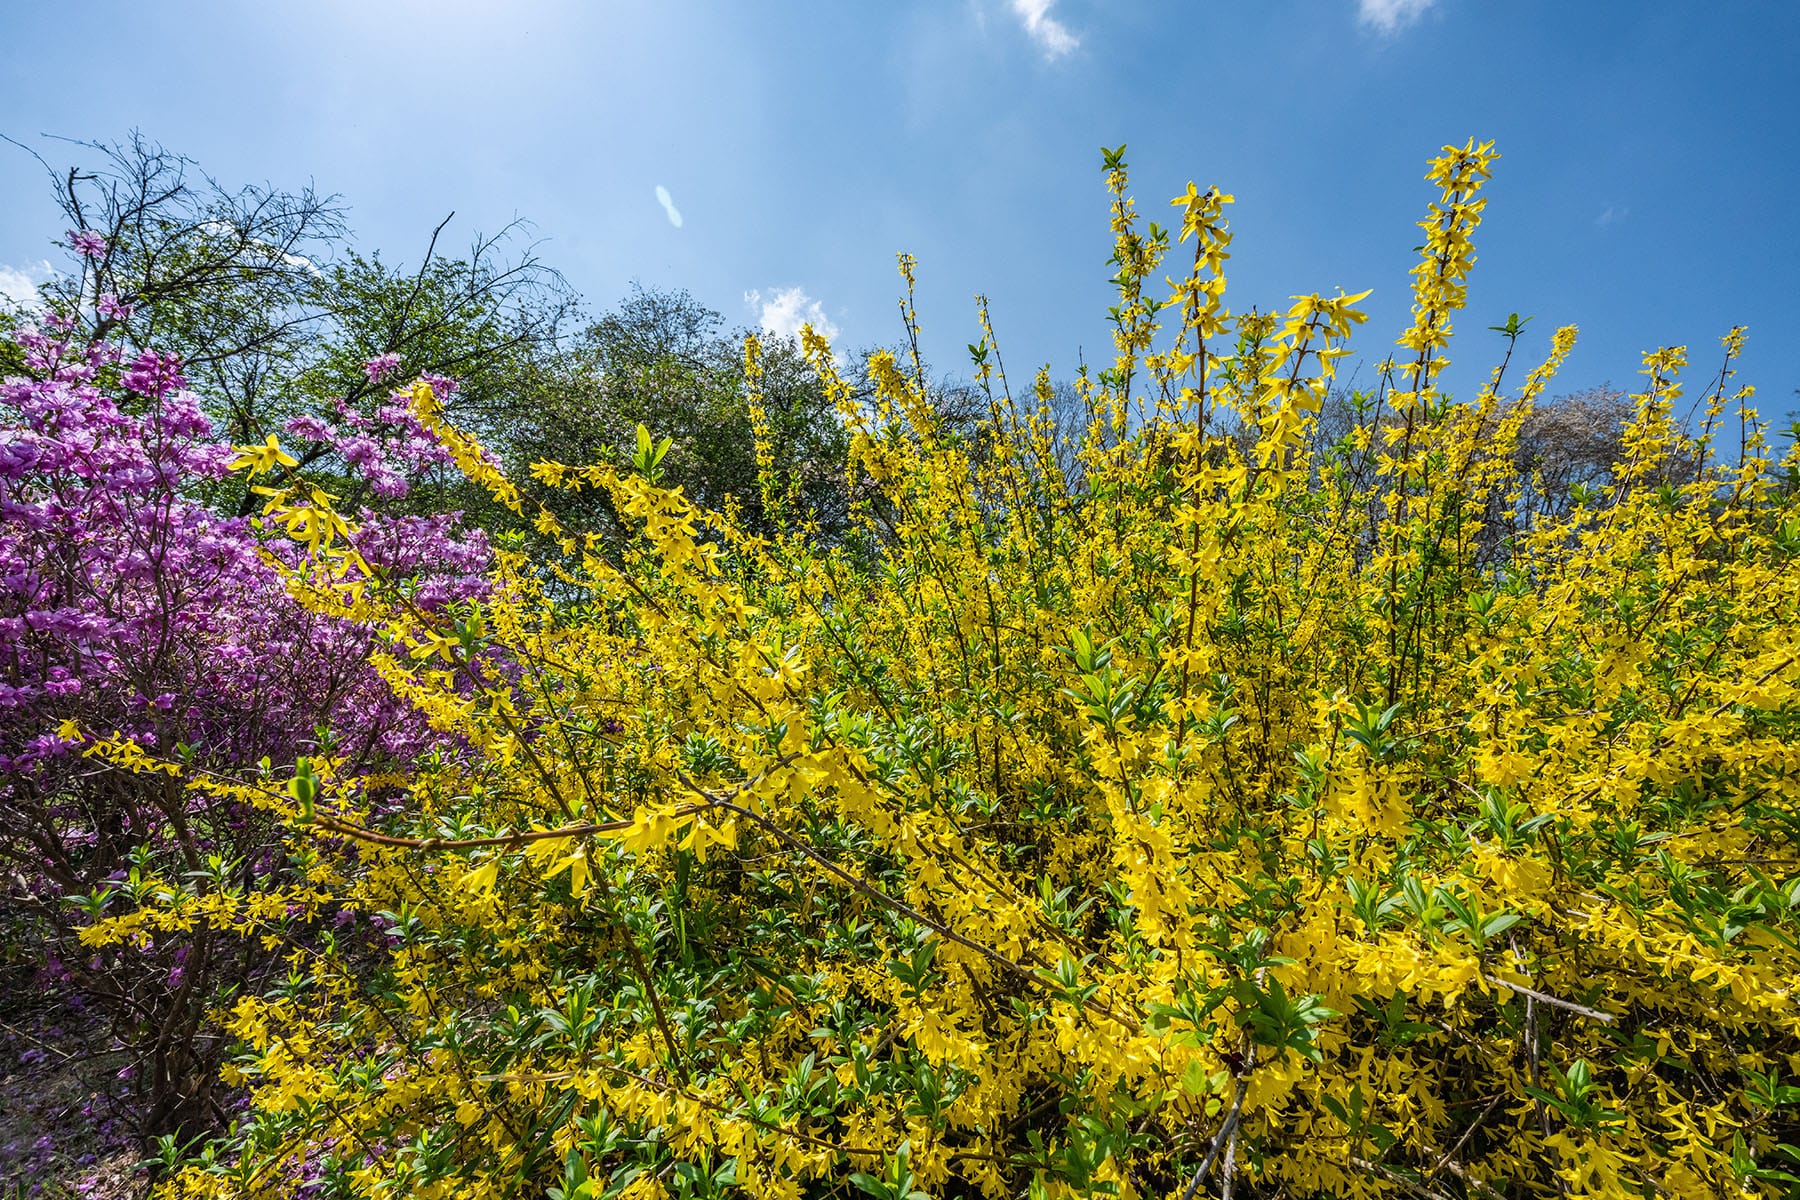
121,350 -> 185,397
1,335 -> 493,1167
363,352 -> 402,383
67,229 -> 107,259
98,292 -> 135,322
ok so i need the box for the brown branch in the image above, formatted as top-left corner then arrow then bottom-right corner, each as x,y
1426,1089 -> 1507,1186
1479,974 -> 1615,1023
307,804 -> 710,852
696,786 -> 1142,1035
1345,1157 -> 1456,1200
1179,1044 -> 1258,1200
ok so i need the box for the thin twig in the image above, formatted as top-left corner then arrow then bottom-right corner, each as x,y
1480,974 -> 1614,1023
308,804 -> 710,852
1427,1089 -> 1507,1184
702,791 -> 1141,1035
1345,1157 -> 1455,1200
1179,1045 -> 1257,1200
0,1018 -> 77,1063
1437,1155 -> 1508,1200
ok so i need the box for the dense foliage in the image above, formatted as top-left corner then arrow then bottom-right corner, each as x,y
25,142 -> 1800,1198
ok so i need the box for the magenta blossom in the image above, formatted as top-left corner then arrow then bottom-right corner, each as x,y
66,229 -> 107,260
363,352 -> 402,384
97,293 -> 135,323
2,332 -> 492,1145
120,349 -> 185,397
280,385 -> 460,501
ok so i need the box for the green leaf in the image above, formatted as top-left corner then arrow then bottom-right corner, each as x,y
1179,1058 -> 1211,1095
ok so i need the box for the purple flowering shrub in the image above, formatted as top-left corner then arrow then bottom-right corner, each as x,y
279,372 -> 467,506
0,324 -> 488,1151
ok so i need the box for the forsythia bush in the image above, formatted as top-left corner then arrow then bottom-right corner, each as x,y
92,142 -> 1800,1198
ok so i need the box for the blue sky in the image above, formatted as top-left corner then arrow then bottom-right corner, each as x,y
3,1 -> 1797,419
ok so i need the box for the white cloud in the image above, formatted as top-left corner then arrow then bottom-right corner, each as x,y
1357,0 -> 1437,33
1009,0 -> 1079,59
1597,204 -> 1629,228
746,286 -> 840,343
655,185 -> 684,228
196,220 -> 320,273
0,259 -> 54,311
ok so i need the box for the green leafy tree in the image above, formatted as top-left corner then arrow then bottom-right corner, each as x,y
510,285 -> 851,542
3,134 -> 575,507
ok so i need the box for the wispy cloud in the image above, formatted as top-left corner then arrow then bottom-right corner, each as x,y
0,259 -> 54,311
1596,204 -> 1629,228
1357,0 -> 1437,34
746,286 -> 840,343
655,185 -> 684,228
196,221 -> 319,273
1009,0 -> 1079,59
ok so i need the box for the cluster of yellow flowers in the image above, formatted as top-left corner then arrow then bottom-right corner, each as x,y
122,141 -> 1800,1199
